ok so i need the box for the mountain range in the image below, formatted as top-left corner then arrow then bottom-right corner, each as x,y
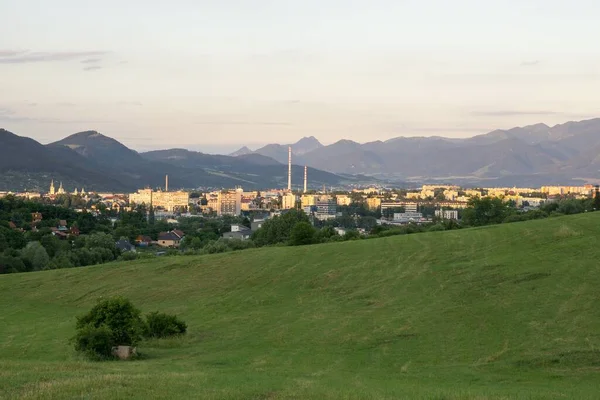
231,118 -> 600,186
2,117 -> 600,192
0,129 -> 359,192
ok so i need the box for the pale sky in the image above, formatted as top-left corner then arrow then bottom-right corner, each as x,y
1,0 -> 599,153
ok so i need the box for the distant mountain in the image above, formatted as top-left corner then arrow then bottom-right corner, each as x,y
0,129 -> 356,191
0,129 -> 129,191
141,148 -> 346,189
229,146 -> 252,157
230,118 -> 600,185
232,136 -> 323,164
291,136 -> 323,155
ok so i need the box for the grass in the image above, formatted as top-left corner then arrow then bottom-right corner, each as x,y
1,213 -> 600,399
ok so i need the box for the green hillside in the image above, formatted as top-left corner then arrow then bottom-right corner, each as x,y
1,214 -> 600,399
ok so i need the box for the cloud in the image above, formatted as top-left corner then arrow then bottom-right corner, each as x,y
83,65 -> 102,71
194,121 -> 292,126
0,107 -> 111,124
0,50 -> 26,57
116,101 -> 143,106
470,110 -> 560,117
0,50 -> 109,64
520,60 -> 540,67
81,58 -> 101,64
56,102 -> 76,107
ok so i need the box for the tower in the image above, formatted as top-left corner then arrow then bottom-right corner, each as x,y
49,179 -> 55,195
304,166 -> 307,193
287,146 -> 292,192
165,175 -> 169,192
58,181 -> 65,195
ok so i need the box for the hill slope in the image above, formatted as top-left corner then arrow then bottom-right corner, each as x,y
2,214 -> 600,399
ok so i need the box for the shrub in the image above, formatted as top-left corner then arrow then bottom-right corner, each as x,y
144,311 -> 187,338
73,324 -> 114,360
119,252 -> 138,261
76,297 -> 145,347
289,222 -> 316,246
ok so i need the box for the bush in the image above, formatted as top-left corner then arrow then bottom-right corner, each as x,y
73,324 -> 114,360
76,297 -> 145,348
144,311 -> 187,338
119,252 -> 138,261
289,222 -> 316,246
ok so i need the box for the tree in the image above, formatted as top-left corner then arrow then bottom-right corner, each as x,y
76,297 -> 145,348
593,188 -> 600,211
20,241 -> 50,271
289,222 -> 316,246
252,209 -> 310,246
462,197 -> 512,227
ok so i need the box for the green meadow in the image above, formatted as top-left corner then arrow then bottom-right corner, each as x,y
1,213 -> 600,399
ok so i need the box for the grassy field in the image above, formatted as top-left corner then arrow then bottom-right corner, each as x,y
1,214 -> 600,399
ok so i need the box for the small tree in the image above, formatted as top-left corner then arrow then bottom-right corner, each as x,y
75,297 -> 145,356
145,312 -> 187,338
289,222 -> 316,246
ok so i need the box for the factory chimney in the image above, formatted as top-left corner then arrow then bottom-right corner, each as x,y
287,146 -> 292,192
165,174 -> 169,192
304,166 -> 307,193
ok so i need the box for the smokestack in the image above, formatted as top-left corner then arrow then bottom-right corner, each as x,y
165,174 -> 169,192
304,166 -> 307,193
287,146 -> 292,191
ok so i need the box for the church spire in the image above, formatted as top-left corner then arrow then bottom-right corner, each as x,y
49,179 -> 55,195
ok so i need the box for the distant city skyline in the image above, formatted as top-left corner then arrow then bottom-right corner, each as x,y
1,0 -> 600,153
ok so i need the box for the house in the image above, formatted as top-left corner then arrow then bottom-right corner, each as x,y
8,221 -> 17,230
31,213 -> 43,223
251,219 -> 265,231
58,220 -> 68,232
157,230 -> 184,248
115,239 -> 136,253
222,224 -> 253,240
51,229 -> 69,240
70,226 -> 80,236
135,235 -> 153,247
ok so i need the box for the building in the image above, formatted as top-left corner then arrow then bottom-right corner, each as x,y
157,230 -> 184,248
336,195 -> 352,206
49,180 -> 55,195
220,188 -> 244,215
315,198 -> 337,221
251,219 -> 266,231
282,192 -> 297,210
301,194 -> 317,208
443,190 -> 459,201
393,212 -> 425,223
366,197 -> 382,210
435,209 -> 459,220
129,189 -> 189,212
115,239 -> 136,253
222,224 -> 253,240
381,202 -> 418,213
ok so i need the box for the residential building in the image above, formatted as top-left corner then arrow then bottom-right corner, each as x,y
443,190 -> 459,201
115,239 -> 136,253
366,197 -> 382,210
435,209 -> 459,220
129,189 -> 189,212
157,230 -> 184,248
222,224 -> 253,240
251,219 -> 266,231
393,212 -> 425,223
381,202 -> 418,213
301,194 -> 317,208
336,195 -> 352,206
315,198 -> 337,220
282,192 -> 297,210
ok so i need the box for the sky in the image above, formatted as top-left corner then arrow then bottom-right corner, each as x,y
1,0 -> 600,153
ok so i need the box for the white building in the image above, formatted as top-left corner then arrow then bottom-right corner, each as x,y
435,209 -> 459,220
